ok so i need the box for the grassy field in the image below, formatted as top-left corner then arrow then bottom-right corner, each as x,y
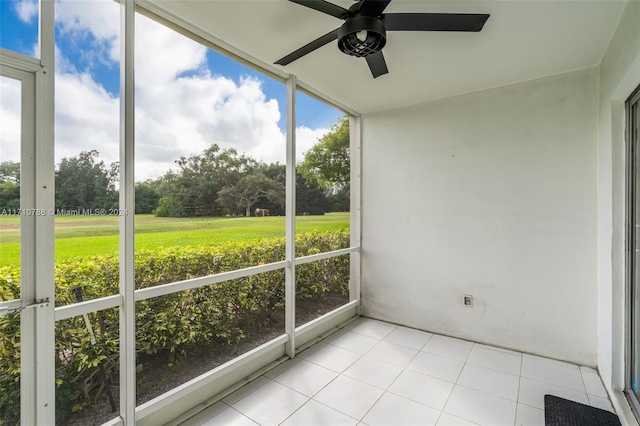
0,213 -> 349,266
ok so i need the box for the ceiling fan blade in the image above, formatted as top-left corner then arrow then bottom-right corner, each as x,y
365,51 -> 388,78
359,0 -> 392,17
275,28 -> 340,66
287,0 -> 351,19
383,13 -> 490,32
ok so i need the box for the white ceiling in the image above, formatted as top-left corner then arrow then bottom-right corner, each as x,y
150,0 -> 627,114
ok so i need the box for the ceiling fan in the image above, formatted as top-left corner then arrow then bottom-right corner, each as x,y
275,0 -> 490,78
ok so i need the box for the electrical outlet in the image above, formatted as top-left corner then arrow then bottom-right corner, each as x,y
463,294 -> 473,307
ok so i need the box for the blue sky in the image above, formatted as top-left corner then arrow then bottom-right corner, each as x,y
0,0 -> 342,180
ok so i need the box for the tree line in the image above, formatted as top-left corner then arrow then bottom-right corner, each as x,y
0,116 -> 350,216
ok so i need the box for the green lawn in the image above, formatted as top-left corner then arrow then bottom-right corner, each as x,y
0,213 -> 349,266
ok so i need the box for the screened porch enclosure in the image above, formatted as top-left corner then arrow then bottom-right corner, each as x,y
0,0 -> 639,425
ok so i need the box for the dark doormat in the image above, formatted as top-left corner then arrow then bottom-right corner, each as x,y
544,395 -> 621,426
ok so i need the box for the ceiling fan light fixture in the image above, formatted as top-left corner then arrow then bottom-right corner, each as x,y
337,15 -> 386,58
276,0 -> 490,78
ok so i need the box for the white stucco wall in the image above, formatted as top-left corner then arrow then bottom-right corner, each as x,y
361,68 -> 599,365
597,0 -> 640,421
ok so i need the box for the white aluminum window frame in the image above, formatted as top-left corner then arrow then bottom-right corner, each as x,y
64,2 -> 360,425
0,1 -> 55,423
119,5 -> 362,422
626,84 -> 640,420
1,0 -> 361,423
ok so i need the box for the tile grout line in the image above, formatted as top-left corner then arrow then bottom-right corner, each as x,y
519,374 -> 594,395
514,350 -> 524,426
190,400 -> 233,425
199,320 -> 611,425
334,327 -> 409,425
434,342 -> 474,425
374,331 -> 458,421
230,404 -> 261,425
358,340 -> 421,369
465,344 -> 524,376
226,376 -> 274,409
578,365 -> 594,407
309,397 -> 363,423
284,331 -> 386,425
384,330 -> 434,350
342,331 -> 387,424
579,367 -> 615,410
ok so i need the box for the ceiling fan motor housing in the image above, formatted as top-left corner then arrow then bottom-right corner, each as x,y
337,15 -> 386,58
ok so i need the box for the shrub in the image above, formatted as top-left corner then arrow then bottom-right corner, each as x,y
153,195 -> 186,217
0,231 -> 349,424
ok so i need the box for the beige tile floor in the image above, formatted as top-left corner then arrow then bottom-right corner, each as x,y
180,317 -> 615,426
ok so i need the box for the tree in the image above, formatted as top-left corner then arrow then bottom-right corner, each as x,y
0,162 -> 20,210
135,181 -> 161,214
327,188 -> 350,212
250,163 -> 285,215
296,173 -> 331,215
153,195 -> 186,217
299,116 -> 350,192
217,172 -> 285,217
250,166 -> 332,216
55,150 -> 118,211
0,161 -> 20,184
0,182 -> 20,210
260,163 -> 286,185
157,144 -> 256,217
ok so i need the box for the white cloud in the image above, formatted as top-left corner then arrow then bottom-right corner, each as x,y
14,0 -> 38,24
54,71 -> 119,165
132,21 -> 286,179
56,0 -> 120,62
135,16 -> 207,87
56,0 -> 119,39
13,1 -> 335,182
0,78 -> 22,163
134,71 -> 287,177
296,126 -> 329,162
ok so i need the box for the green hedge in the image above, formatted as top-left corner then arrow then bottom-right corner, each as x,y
0,231 -> 349,424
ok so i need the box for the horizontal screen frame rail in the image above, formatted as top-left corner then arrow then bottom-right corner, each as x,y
54,248 -> 358,321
